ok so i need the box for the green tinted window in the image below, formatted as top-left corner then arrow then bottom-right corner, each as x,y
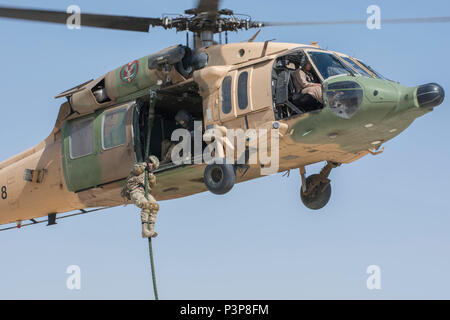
103,109 -> 126,149
70,117 -> 94,159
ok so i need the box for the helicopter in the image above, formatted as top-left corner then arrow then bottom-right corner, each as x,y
0,0 -> 446,230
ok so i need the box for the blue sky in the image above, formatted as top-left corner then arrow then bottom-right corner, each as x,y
0,0 -> 449,299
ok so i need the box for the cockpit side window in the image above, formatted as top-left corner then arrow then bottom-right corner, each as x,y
272,50 -> 324,120
307,51 -> 352,80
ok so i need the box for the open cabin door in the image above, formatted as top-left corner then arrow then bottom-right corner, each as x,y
62,101 -> 136,192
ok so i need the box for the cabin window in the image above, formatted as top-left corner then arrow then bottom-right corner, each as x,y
103,108 -> 126,149
222,76 -> 232,114
70,117 -> 94,159
238,72 -> 249,110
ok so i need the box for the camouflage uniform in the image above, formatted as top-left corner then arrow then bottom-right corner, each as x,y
161,139 -> 176,164
160,110 -> 194,164
121,156 -> 160,238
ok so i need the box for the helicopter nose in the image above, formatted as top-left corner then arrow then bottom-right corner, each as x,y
417,83 -> 445,108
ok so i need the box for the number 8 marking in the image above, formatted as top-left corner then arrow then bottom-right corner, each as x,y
1,186 -> 7,200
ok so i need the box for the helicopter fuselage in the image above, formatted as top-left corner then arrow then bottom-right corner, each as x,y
0,42 -> 444,226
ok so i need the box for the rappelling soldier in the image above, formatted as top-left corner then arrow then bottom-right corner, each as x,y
121,156 -> 160,238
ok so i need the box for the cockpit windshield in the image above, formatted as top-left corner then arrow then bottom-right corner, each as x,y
355,59 -> 386,80
340,56 -> 372,77
307,51 -> 352,80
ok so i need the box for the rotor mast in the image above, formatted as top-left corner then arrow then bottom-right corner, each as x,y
162,8 -> 263,49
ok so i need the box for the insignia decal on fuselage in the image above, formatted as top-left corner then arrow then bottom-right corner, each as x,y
120,60 -> 139,83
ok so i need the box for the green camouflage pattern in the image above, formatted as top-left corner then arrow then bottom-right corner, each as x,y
290,76 -> 429,153
107,55 -> 159,100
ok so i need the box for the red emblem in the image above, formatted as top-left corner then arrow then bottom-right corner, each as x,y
120,60 -> 139,83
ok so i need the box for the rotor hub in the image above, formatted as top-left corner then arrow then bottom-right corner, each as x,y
161,10 -> 263,34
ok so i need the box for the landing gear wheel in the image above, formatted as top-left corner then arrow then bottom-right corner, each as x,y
204,161 -> 236,195
300,174 -> 332,210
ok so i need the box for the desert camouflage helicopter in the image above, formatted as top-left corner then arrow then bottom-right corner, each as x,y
0,0 -> 446,230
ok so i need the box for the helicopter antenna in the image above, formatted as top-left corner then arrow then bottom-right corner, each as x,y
248,29 -> 261,42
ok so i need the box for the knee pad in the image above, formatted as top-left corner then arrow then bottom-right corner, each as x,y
150,203 -> 160,212
135,200 -> 147,209
141,201 -> 152,210
143,201 -> 159,212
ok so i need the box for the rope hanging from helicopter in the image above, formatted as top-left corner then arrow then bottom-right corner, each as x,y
144,88 -> 159,301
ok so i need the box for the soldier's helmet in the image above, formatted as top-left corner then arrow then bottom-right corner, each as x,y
132,163 -> 147,175
149,155 -> 160,170
174,110 -> 193,129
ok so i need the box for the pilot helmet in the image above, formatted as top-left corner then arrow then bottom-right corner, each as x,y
300,55 -> 310,69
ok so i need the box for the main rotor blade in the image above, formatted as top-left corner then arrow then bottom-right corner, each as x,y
0,6 -> 163,32
262,16 -> 450,27
197,0 -> 220,14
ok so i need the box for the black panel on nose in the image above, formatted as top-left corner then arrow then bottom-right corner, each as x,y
417,83 -> 445,108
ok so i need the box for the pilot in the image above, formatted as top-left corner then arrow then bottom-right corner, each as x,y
121,156 -> 160,238
161,110 -> 194,164
292,56 -> 323,104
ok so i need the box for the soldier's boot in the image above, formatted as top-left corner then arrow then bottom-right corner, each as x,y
147,208 -> 159,238
141,209 -> 158,238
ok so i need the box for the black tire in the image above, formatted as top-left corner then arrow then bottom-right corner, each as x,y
300,174 -> 332,210
204,162 -> 236,195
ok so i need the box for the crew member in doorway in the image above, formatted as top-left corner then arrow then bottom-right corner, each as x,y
161,110 -> 195,164
293,56 -> 323,104
121,156 -> 160,238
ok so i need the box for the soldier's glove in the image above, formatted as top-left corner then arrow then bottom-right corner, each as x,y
132,163 -> 146,175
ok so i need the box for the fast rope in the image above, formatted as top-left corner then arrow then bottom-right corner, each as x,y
144,89 -> 159,300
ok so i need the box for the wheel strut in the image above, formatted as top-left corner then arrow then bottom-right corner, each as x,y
319,161 -> 340,180
300,161 -> 340,196
300,166 -> 307,192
